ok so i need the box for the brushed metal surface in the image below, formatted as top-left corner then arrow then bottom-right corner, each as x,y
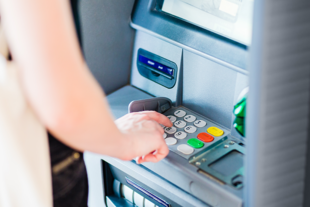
131,31 -> 182,105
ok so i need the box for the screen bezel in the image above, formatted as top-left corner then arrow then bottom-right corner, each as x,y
131,0 -> 248,70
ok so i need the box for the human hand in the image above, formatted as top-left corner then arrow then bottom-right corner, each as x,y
115,111 -> 172,164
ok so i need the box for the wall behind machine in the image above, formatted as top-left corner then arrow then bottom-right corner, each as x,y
79,0 -> 136,94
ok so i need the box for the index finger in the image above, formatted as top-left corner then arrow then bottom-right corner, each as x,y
137,111 -> 173,127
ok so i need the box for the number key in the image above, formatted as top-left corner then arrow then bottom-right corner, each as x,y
174,131 -> 187,139
174,120 -> 186,128
167,115 -> 177,123
184,125 -> 197,133
165,126 -> 177,134
174,110 -> 186,117
194,120 -> 207,128
184,115 -> 196,122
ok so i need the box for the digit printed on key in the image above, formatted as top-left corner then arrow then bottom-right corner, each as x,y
167,115 -> 177,123
174,120 -> 186,128
174,110 -> 186,117
194,120 -> 207,128
165,126 -> 177,134
184,115 -> 196,122
184,125 -> 197,133
174,131 -> 187,139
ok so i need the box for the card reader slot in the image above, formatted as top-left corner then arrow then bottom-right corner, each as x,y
140,64 -> 173,80
137,48 -> 178,88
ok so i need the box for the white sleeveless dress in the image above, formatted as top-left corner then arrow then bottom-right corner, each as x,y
0,30 -> 53,207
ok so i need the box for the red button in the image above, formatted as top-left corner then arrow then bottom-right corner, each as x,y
197,132 -> 214,142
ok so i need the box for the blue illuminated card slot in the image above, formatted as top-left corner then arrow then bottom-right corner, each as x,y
137,48 -> 177,88
139,55 -> 174,77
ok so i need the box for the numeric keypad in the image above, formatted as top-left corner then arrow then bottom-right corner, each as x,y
164,108 -> 225,157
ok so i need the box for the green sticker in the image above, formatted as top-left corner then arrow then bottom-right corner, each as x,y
233,97 -> 246,118
187,138 -> 204,149
233,117 -> 245,137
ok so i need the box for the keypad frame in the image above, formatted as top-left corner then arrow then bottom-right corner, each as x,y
163,106 -> 230,160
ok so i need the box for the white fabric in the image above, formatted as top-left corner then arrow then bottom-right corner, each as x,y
0,56 -> 53,207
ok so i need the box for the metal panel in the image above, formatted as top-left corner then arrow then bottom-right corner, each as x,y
131,31 -> 182,105
131,0 -> 248,69
79,0 -> 136,94
246,0 -> 310,207
103,156 -> 210,207
182,50 -> 240,129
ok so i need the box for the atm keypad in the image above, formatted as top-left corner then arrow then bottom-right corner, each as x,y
163,107 -> 228,159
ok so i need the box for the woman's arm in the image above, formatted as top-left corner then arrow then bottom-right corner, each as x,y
0,0 -> 171,162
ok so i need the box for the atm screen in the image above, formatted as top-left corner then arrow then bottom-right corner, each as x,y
161,0 -> 254,45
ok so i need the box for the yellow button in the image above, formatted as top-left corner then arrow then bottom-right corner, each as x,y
207,127 -> 224,137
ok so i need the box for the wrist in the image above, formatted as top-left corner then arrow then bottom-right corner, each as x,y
114,130 -> 135,161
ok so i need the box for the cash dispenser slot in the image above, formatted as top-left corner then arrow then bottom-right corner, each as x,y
103,160 -> 178,207
137,49 -> 178,88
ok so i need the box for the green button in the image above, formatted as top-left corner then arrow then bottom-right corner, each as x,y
187,138 -> 204,149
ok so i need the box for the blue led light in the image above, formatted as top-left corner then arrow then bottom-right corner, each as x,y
139,55 -> 174,76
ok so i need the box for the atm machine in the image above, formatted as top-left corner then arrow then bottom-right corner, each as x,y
82,0 -> 310,206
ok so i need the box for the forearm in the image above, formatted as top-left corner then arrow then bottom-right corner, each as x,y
0,0 -> 129,158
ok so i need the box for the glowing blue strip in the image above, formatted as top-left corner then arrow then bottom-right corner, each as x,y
138,55 -> 174,76
125,177 -> 170,207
